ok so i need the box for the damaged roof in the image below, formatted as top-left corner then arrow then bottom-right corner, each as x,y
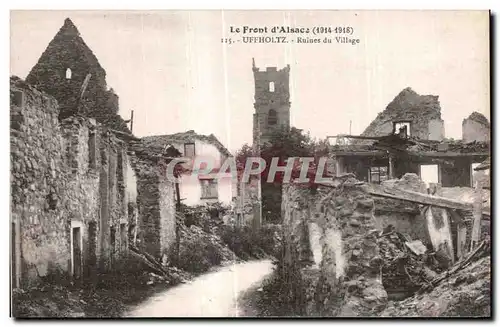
331,134 -> 490,157
142,130 -> 232,157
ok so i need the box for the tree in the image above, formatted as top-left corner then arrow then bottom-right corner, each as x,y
235,127 -> 329,223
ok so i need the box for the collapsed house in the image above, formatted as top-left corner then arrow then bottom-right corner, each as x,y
142,130 -> 236,207
10,18 -> 179,288
278,87 -> 491,316
329,88 -> 490,188
281,173 -> 491,317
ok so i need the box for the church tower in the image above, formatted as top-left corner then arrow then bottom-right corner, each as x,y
252,58 -> 291,147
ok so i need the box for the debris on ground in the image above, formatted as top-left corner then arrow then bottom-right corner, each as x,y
381,254 -> 490,317
377,230 -> 441,300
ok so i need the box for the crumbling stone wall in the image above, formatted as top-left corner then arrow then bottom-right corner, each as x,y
10,77 -> 129,287
133,157 -> 177,263
280,173 -> 460,316
462,112 -> 490,143
11,78 -> 72,286
282,177 -> 387,317
235,176 -> 261,227
360,87 -> 444,141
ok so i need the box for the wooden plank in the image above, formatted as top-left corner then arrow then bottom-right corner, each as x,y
457,225 -> 467,261
470,179 -> 483,251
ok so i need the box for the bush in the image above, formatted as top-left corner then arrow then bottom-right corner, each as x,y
218,224 -> 282,260
177,236 -> 224,273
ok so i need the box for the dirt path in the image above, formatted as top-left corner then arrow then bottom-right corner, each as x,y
126,260 -> 273,317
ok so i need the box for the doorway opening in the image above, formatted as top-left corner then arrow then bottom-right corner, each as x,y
419,164 -> 439,189
71,226 -> 83,280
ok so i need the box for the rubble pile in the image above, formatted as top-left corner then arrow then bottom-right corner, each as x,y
381,254 -> 490,317
377,230 -> 440,300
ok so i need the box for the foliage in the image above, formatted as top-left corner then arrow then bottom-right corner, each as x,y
218,224 -> 282,260
253,239 -> 310,317
177,231 -> 225,273
234,127 -> 330,223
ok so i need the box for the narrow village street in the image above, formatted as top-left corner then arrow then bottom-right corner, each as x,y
126,260 -> 273,317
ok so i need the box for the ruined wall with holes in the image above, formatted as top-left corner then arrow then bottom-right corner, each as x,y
280,173 -> 462,316
10,77 -> 129,288
25,18 -> 129,133
359,87 -> 444,141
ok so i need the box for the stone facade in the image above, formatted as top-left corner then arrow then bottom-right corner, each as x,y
462,112 -> 490,143
252,59 -> 291,146
10,77 -> 129,288
360,87 -> 445,141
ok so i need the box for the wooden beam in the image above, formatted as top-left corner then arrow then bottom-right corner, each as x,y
388,154 -> 395,179
368,188 -> 473,211
371,188 -> 491,217
331,151 -> 387,157
470,180 -> 483,251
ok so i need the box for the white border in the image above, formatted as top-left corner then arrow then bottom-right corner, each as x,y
3,1 -> 499,326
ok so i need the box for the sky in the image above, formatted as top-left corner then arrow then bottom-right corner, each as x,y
10,10 -> 490,153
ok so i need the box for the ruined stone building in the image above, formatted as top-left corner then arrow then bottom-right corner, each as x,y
142,130 -> 236,207
26,18 -> 130,133
11,18 -> 178,288
330,87 -> 490,188
239,59 -> 293,228
11,77 -> 131,288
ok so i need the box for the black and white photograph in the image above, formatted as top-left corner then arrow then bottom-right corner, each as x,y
9,9 -> 491,318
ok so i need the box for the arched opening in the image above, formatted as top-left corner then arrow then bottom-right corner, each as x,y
269,81 -> 275,92
268,109 -> 278,126
66,68 -> 72,80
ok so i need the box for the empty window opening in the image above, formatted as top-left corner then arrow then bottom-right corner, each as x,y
200,178 -> 218,199
66,68 -> 72,80
110,227 -> 116,267
71,227 -> 83,279
120,223 -> 127,253
368,166 -> 388,184
88,130 -> 97,169
268,109 -> 278,126
420,164 -> 439,189
394,121 -> 411,137
11,222 -> 18,289
269,81 -> 275,92
184,143 -> 195,158
110,227 -> 116,249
